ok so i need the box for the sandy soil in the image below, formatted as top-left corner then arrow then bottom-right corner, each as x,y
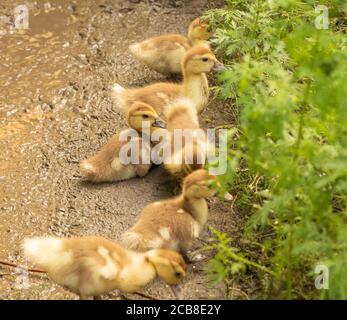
0,0 -> 242,300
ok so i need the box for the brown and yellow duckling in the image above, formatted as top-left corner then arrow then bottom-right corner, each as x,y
23,236 -> 186,300
80,102 -> 165,183
130,18 -> 212,75
162,98 -> 206,180
112,47 -> 225,118
121,169 -> 219,257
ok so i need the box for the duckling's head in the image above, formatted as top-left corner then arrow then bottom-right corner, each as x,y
188,18 -> 212,43
127,102 -> 166,134
146,249 -> 187,285
183,169 -> 219,198
183,47 -> 225,75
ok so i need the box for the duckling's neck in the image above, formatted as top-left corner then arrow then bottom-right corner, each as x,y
181,194 -> 208,227
117,253 -> 157,292
182,71 -> 209,114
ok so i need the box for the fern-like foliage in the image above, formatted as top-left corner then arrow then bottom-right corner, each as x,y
204,0 -> 347,299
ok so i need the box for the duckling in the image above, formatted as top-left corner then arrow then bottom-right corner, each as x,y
121,169 -> 219,256
188,18 -> 212,48
80,102 -> 166,183
130,18 -> 212,75
23,236 -> 186,300
112,47 -> 225,117
163,98 -> 206,180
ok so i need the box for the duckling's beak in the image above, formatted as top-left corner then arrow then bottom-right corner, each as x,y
152,118 -> 166,129
170,285 -> 183,300
212,60 -> 226,72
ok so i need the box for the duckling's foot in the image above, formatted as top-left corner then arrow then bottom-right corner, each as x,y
93,295 -> 102,300
183,251 -> 208,264
108,289 -> 123,300
190,252 -> 208,263
170,285 -> 184,300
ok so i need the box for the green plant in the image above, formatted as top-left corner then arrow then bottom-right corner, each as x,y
204,0 -> 347,299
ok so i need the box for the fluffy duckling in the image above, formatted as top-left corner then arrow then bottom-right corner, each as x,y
112,47 -> 224,117
130,18 -> 212,75
23,236 -> 187,300
80,102 -> 165,183
163,98 -> 206,180
121,169 -> 219,255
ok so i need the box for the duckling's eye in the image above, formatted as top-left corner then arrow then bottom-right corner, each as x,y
175,272 -> 182,277
202,57 -> 209,62
142,115 -> 149,119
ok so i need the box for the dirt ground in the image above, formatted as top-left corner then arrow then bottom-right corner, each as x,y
0,0 -> 243,300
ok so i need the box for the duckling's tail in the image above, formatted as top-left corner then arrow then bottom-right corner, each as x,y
111,83 -> 127,113
80,160 -> 99,182
112,83 -> 125,95
23,237 -> 65,270
129,43 -> 141,58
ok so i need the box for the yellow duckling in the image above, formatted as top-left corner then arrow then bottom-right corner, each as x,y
112,47 -> 224,117
129,18 -> 212,75
23,236 -> 187,300
121,169 -> 219,255
162,98 -> 206,180
80,102 -> 165,183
